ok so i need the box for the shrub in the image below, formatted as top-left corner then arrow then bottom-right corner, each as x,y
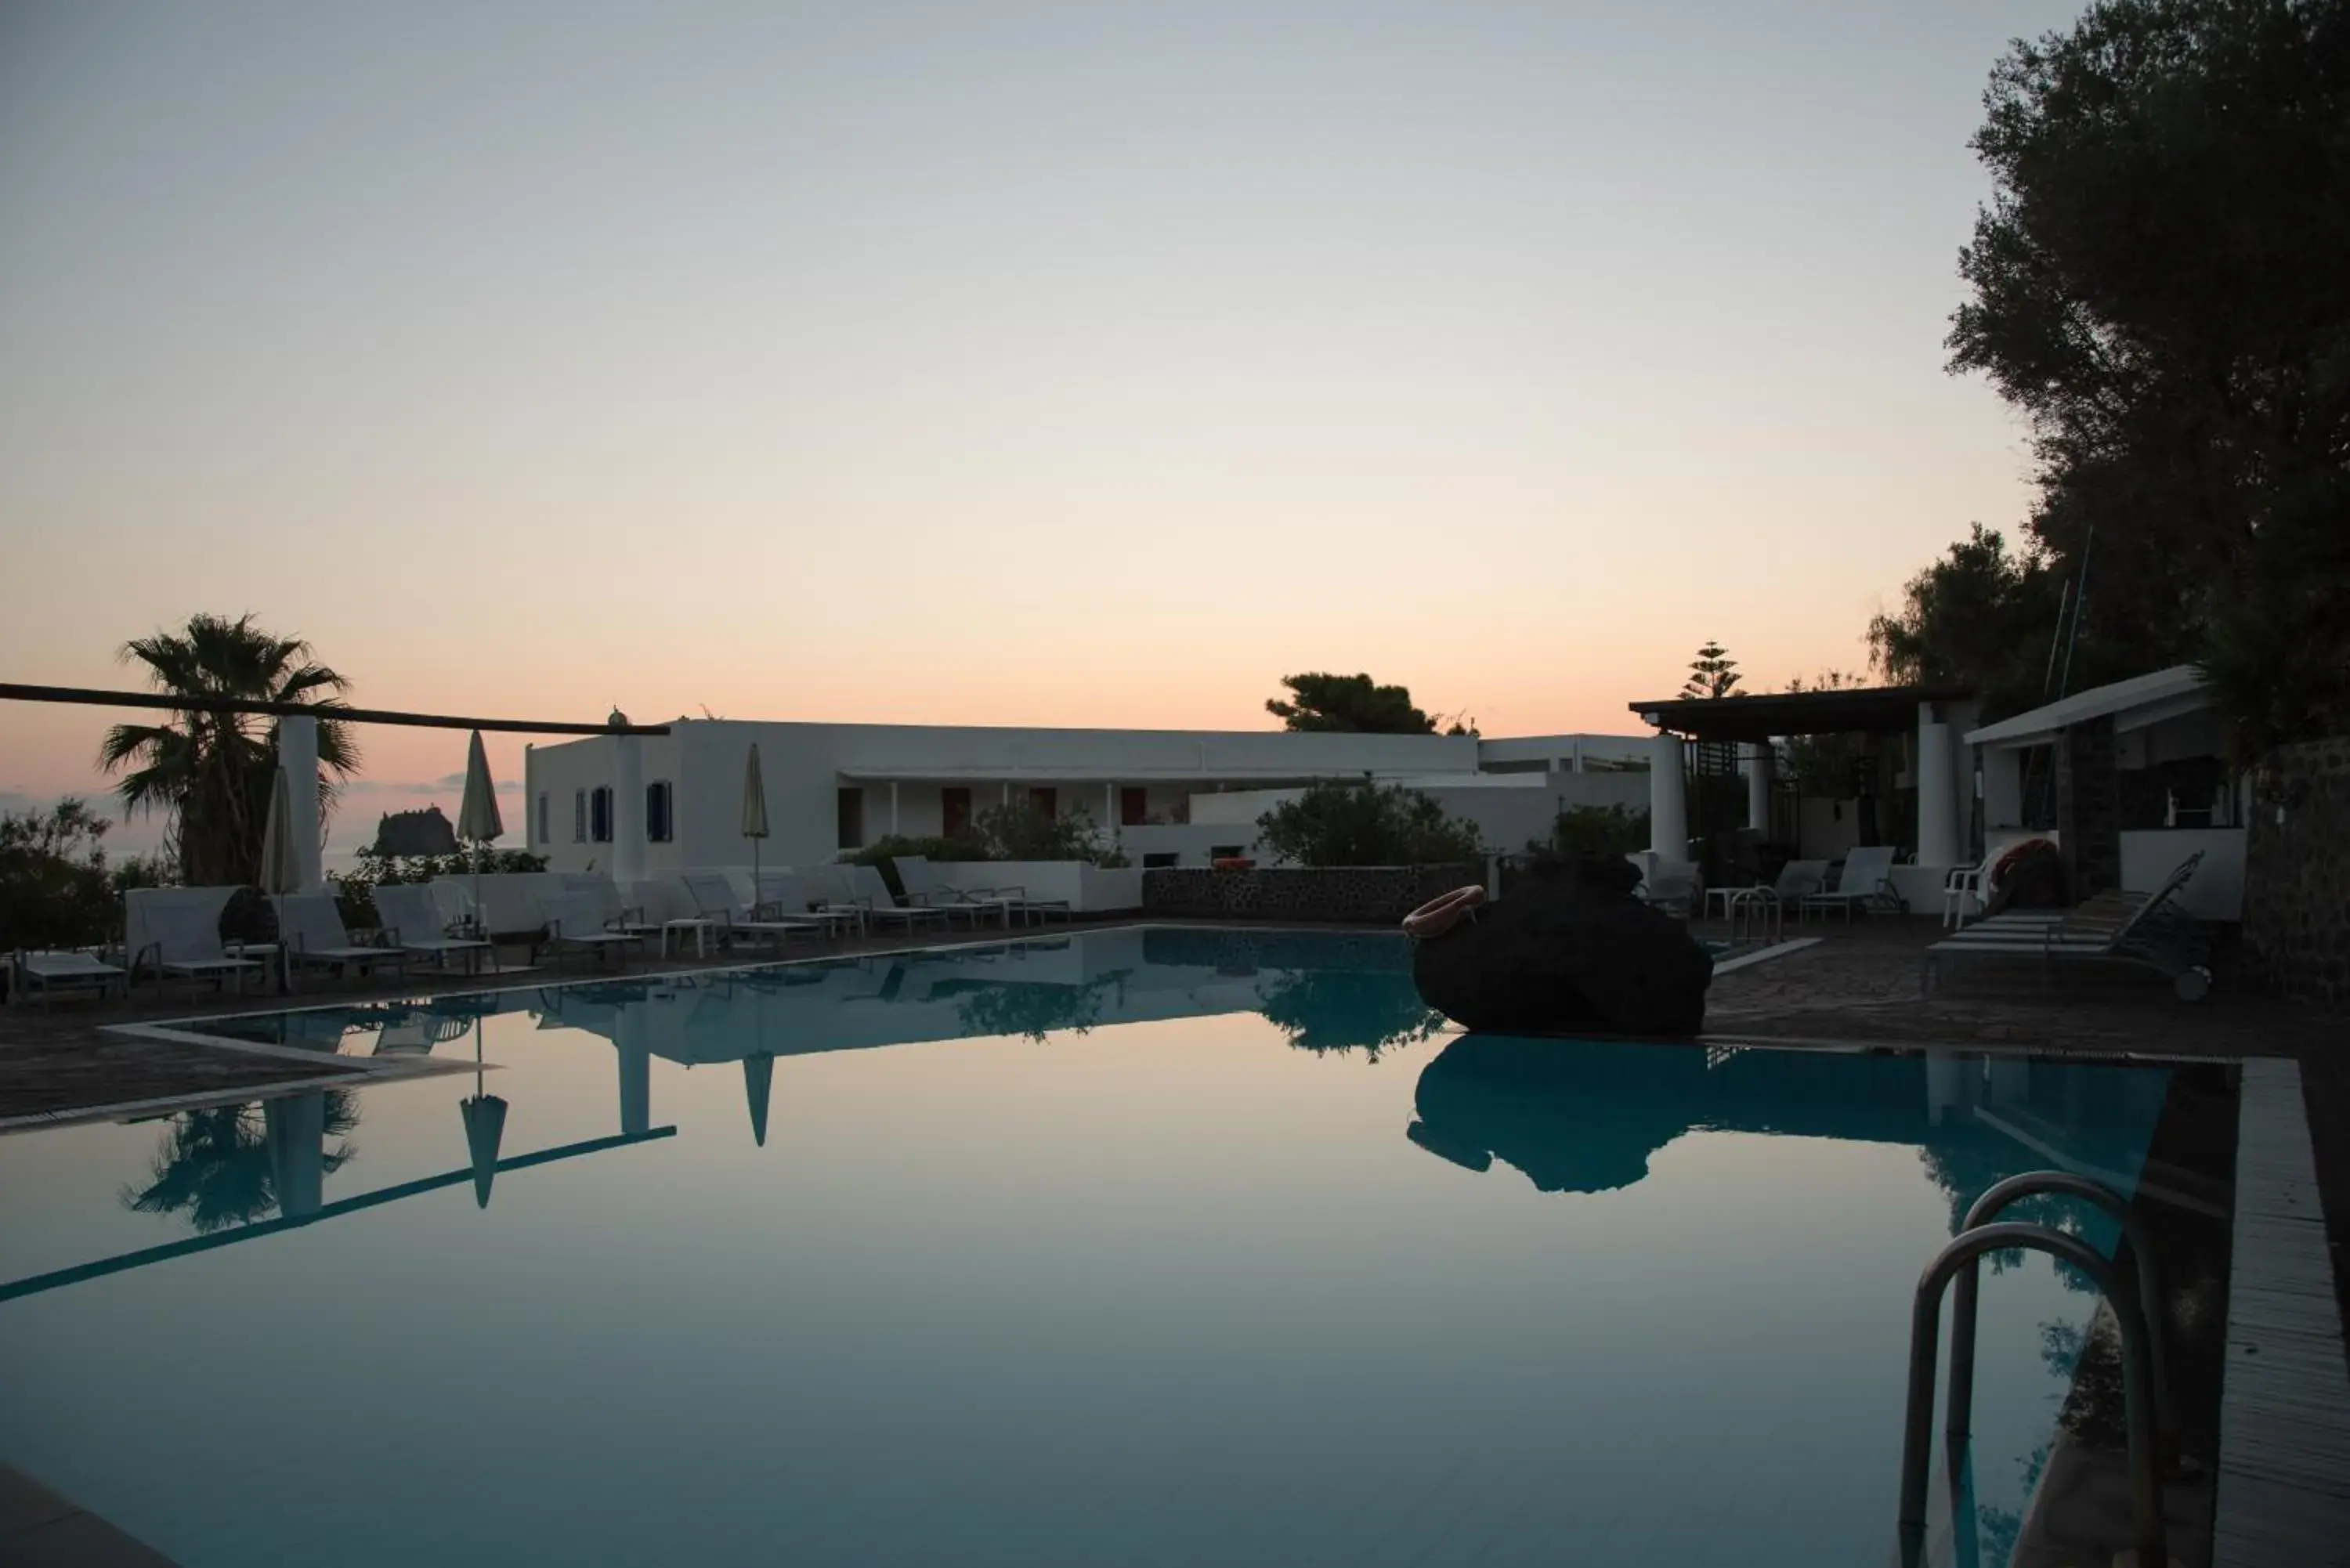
850,833 -> 993,897
1525,804 -> 1650,864
0,799 -> 121,951
1256,780 -> 1484,867
329,844 -> 547,928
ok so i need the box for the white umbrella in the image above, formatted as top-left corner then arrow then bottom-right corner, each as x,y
458,1019 -> 509,1209
743,1052 -> 775,1147
258,766 -> 300,896
742,743 -> 771,901
457,731 -> 504,938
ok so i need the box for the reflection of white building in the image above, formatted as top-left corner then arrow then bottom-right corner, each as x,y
522,720 -> 1651,879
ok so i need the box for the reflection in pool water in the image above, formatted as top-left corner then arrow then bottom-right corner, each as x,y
1,928 -> 2184,1567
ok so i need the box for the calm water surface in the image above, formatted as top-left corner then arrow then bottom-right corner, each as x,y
0,929 -> 2173,1566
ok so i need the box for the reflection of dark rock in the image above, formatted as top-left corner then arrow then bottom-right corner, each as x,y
1408,1034 -> 1706,1192
1985,839 -> 2070,916
1411,862 -> 1712,1035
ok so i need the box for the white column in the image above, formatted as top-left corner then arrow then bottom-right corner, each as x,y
1745,743 -> 1773,834
279,714 -> 325,893
1104,782 -> 1115,827
1916,703 -> 1959,868
1648,733 -> 1687,858
889,781 -> 901,836
616,1008 -> 650,1138
612,735 -> 646,883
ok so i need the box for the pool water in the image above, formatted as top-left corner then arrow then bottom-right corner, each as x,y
0,928 -> 2177,1566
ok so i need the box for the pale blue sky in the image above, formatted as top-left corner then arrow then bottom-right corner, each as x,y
1,0 -> 2080,846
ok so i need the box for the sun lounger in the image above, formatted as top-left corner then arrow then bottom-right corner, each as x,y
532,889 -> 647,971
891,857 -> 1017,927
743,871 -> 863,938
561,873 -> 662,944
681,872 -> 830,951
848,865 -> 949,934
1798,846 -> 1903,922
9,949 -> 128,1008
1922,851 -> 2211,999
271,892 -> 403,991
371,883 -> 494,973
125,886 -> 269,996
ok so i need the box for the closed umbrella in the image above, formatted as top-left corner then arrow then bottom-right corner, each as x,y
258,767 -> 298,991
258,767 -> 300,895
457,1017 -> 508,1209
457,731 -> 504,940
741,743 -> 771,902
743,1053 -> 775,1147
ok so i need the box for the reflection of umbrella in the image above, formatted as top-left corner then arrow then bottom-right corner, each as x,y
741,744 -> 771,895
458,1017 -> 508,1209
743,1053 -> 774,1147
258,767 -> 299,895
457,730 -> 504,936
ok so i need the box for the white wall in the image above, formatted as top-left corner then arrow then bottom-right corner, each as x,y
530,721 -> 1657,878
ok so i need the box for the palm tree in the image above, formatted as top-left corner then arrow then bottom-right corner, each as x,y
119,1092 -> 361,1234
96,614 -> 360,886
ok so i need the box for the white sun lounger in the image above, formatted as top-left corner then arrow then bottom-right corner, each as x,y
9,950 -> 128,1008
682,872 -> 830,951
532,889 -> 647,971
125,886 -> 269,996
891,856 -> 1016,927
371,883 -> 494,973
1922,851 -> 2211,999
848,865 -> 949,934
273,892 -> 403,991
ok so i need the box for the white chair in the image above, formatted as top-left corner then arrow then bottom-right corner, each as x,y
371,883 -> 494,973
125,886 -> 269,995
752,871 -> 864,938
1635,860 -> 1702,919
1798,846 -> 1902,923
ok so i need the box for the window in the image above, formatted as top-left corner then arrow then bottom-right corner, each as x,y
590,786 -> 613,843
941,786 -> 971,839
537,792 -> 550,845
1119,786 -> 1148,826
837,787 -> 865,850
573,789 -> 587,843
646,780 -> 674,844
1029,786 -> 1058,818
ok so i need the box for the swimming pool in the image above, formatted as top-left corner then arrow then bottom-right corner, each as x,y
0,928 -> 2199,1566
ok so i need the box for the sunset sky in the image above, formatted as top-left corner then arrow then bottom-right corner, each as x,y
0,1 -> 2076,853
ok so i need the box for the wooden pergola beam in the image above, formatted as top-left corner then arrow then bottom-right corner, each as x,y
0,683 -> 668,737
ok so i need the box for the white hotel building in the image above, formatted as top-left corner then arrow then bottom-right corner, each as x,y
522,718 -> 1654,883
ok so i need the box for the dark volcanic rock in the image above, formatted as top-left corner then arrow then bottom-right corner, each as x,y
1410,858 -> 1713,1035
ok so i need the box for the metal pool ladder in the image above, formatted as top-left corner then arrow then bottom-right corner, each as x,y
1896,1170 -> 2172,1568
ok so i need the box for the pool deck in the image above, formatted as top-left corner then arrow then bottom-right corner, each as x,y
5,912 -> 2346,1564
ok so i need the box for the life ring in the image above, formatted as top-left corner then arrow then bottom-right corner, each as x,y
1402,884 -> 1487,940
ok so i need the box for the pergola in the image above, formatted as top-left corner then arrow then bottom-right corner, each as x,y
1625,683 -> 1979,880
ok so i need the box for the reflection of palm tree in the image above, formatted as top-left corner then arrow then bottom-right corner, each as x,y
119,1091 -> 360,1233
96,613 -> 359,885
1256,969 -> 1441,1060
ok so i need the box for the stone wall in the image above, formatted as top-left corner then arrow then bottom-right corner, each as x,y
2243,737 -> 2350,1006
2056,714 -> 2121,894
1141,864 -> 1484,925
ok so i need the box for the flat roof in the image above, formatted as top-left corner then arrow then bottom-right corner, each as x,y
1964,665 -> 2208,749
1628,684 -> 1972,742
